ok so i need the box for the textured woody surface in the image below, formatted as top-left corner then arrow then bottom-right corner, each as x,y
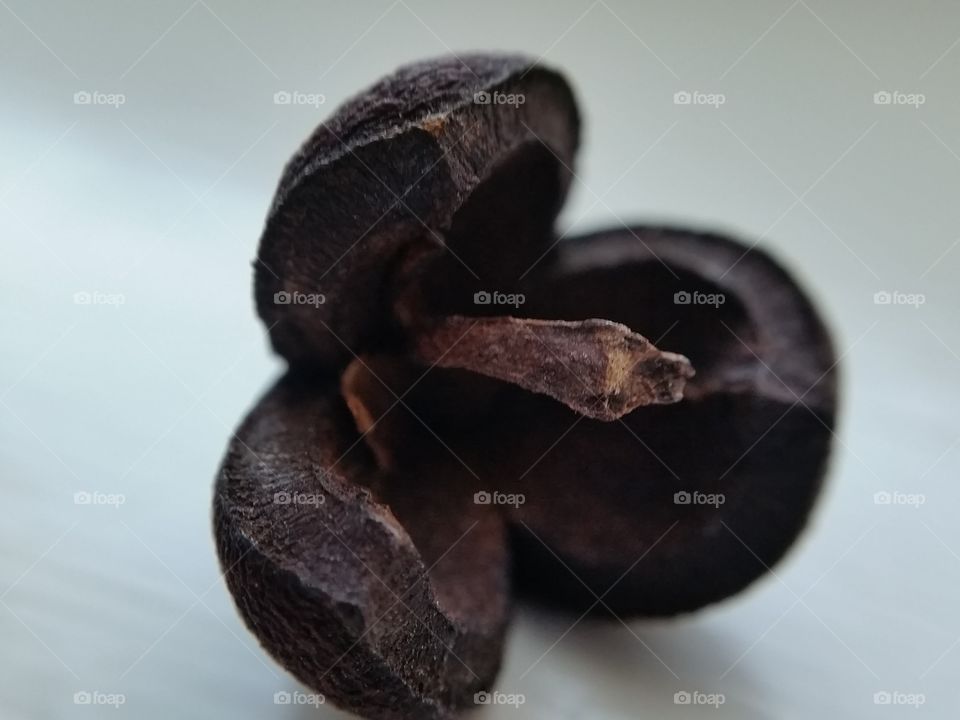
216,52 -> 838,720
255,53 -> 579,368
214,374 -> 509,720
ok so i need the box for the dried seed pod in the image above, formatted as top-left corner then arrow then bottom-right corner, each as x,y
214,374 -> 510,720
256,53 -> 579,367
215,52 -> 837,720
499,226 -> 836,615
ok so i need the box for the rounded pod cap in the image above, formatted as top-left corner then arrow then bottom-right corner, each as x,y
256,54 -> 579,368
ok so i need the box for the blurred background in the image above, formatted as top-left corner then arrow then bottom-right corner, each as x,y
2,1 -> 959,718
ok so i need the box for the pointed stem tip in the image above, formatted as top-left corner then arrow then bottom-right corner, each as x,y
411,315 -> 694,421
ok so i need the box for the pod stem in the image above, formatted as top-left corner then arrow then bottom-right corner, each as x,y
409,314 -> 694,421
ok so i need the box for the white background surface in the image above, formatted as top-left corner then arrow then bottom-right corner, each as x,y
2,1 -> 959,718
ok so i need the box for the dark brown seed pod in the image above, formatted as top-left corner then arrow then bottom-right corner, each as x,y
214,374 -> 509,720
215,52 -> 837,720
255,53 -> 580,368
497,226 -> 836,616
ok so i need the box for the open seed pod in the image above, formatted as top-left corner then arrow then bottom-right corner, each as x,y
215,53 -> 837,720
